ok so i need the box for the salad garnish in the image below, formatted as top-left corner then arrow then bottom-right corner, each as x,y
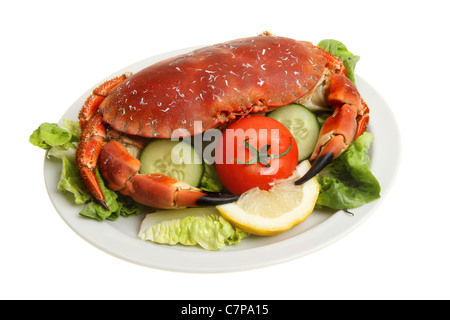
29,38 -> 381,250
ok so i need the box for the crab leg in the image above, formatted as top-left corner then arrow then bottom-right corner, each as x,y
78,74 -> 130,129
76,112 -> 108,209
296,73 -> 369,185
76,75 -> 129,210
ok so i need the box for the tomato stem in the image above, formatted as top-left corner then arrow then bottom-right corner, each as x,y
233,137 -> 292,168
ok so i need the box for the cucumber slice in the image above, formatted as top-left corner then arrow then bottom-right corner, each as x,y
140,139 -> 204,187
268,104 -> 320,161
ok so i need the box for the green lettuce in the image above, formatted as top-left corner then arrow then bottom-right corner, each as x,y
29,120 -> 79,151
30,120 -> 81,162
30,120 -> 144,221
58,155 -> 91,205
78,169 -> 144,221
30,120 -> 89,204
61,119 -> 81,138
200,163 -> 223,192
318,39 -> 360,84
316,132 -> 381,209
58,153 -> 144,221
138,207 -> 249,250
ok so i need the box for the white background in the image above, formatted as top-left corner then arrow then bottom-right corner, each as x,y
2,0 -> 449,300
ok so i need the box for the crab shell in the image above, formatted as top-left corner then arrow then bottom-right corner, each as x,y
98,36 -> 327,138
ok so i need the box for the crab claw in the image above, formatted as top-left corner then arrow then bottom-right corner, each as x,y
123,174 -> 203,209
99,139 -> 238,209
123,174 -> 239,209
296,74 -> 369,185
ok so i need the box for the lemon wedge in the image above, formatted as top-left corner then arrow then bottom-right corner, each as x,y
216,160 -> 320,236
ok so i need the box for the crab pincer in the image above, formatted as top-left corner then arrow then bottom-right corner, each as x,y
98,139 -> 238,210
296,73 -> 369,185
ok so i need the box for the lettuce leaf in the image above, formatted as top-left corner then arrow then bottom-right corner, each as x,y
200,163 -> 223,192
30,120 -> 81,162
78,169 -> 144,221
61,119 -> 81,138
58,155 -> 91,205
316,132 -> 381,209
30,120 -> 144,221
138,208 -> 249,250
318,39 -> 360,84
29,121 -> 78,151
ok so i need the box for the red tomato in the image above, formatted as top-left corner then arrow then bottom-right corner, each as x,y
214,116 -> 298,194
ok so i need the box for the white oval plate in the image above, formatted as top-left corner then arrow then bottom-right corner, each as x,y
44,46 -> 401,273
